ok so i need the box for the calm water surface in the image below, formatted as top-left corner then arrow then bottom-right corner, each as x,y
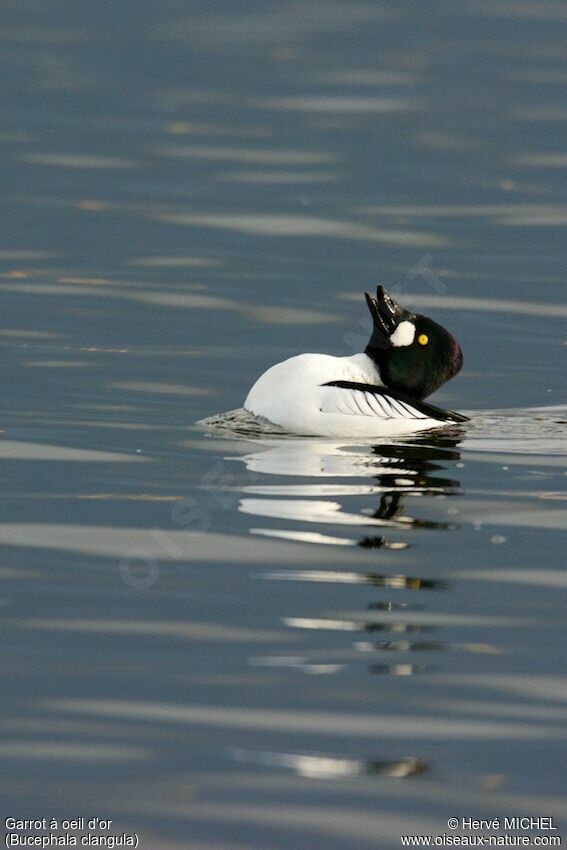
0,2 -> 566,848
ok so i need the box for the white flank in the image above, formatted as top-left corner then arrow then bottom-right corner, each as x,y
244,352 -> 442,437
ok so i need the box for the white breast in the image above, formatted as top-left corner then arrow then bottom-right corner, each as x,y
244,353 -> 374,428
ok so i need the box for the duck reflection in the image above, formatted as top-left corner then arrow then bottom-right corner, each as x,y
231,747 -> 427,779
229,435 -> 465,686
225,435 -> 468,776
230,434 -> 462,547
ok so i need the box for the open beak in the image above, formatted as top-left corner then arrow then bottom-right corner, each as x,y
365,285 -> 412,346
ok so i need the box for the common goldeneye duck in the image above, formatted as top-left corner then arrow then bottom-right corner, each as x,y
243,286 -> 467,437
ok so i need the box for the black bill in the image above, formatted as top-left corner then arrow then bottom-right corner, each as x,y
365,285 -> 413,346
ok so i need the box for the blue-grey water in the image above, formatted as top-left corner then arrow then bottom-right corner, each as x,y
0,2 -> 566,848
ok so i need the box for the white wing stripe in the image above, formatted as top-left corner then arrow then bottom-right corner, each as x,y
394,398 -> 425,419
361,392 -> 379,416
388,397 -> 411,417
373,393 -> 395,417
322,385 -> 435,422
366,392 -> 390,418
352,393 -> 369,416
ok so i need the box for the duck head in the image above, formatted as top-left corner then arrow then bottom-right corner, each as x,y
365,286 -> 463,400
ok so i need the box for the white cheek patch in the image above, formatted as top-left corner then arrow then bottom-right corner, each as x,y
390,320 -> 416,348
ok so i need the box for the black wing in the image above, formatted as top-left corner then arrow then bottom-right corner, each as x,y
322,380 -> 469,423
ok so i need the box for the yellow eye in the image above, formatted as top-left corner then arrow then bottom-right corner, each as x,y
418,333 -> 429,346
